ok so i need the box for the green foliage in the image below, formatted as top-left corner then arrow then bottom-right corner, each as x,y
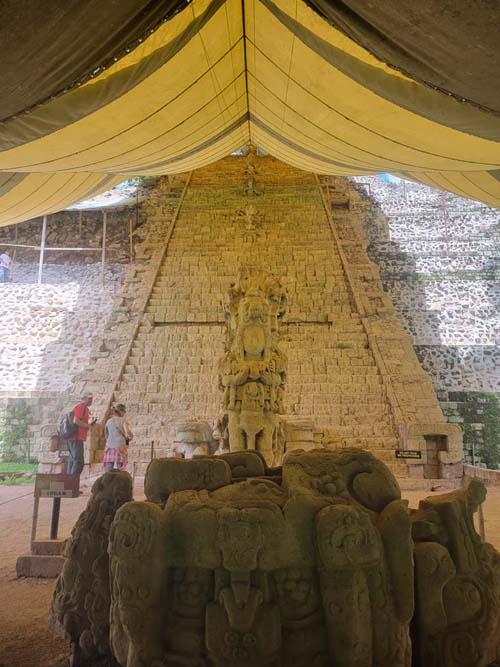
460,393 -> 500,469
0,462 -> 37,472
0,401 -> 34,463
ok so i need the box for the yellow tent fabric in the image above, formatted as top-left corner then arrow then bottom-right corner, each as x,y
0,0 -> 498,217
0,173 -> 123,227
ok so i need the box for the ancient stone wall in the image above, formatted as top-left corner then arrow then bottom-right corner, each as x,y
0,208 -> 140,458
104,156 -> 458,479
114,158 -> 402,471
3,160 -> 471,478
354,176 -> 499,466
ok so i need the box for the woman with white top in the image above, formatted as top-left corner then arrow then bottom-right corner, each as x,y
0,248 -> 12,283
103,404 -> 133,471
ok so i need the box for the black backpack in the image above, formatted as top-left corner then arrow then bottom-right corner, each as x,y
58,410 -> 78,441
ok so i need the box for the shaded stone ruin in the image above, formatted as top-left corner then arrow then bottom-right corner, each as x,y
349,175 -> 499,467
50,449 -> 500,667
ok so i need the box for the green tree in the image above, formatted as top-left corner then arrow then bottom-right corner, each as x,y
0,401 -> 34,463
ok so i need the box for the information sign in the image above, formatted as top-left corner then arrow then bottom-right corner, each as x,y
34,473 -> 80,498
395,450 -> 422,460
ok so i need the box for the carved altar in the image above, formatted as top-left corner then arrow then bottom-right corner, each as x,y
50,449 -> 500,667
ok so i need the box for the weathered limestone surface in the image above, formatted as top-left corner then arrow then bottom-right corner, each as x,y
218,269 -> 288,465
351,175 -> 499,464
51,450 -> 500,666
50,470 -> 133,666
111,449 -> 413,667
115,157 -> 444,476
35,176 -> 188,470
412,479 -> 500,666
25,156 -> 463,478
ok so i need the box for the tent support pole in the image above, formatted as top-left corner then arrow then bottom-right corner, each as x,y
129,213 -> 134,264
37,215 -> 47,284
101,210 -> 107,287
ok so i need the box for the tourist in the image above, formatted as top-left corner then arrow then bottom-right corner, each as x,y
0,248 -> 12,283
103,403 -> 133,471
68,392 -> 95,475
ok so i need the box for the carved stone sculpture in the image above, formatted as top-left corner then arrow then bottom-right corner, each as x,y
411,479 -> 500,667
108,448 -> 413,666
49,470 -> 133,666
235,204 -> 260,230
244,143 -> 261,196
174,420 -> 215,458
52,450 -> 500,667
218,269 -> 288,465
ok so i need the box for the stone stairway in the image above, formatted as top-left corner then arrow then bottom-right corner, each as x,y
114,156 -> 408,473
43,154 -> 462,481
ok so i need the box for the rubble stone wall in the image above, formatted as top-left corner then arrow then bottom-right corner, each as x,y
0,213 -> 133,458
354,176 -> 500,466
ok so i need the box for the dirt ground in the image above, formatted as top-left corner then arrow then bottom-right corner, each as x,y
1,480 -> 499,667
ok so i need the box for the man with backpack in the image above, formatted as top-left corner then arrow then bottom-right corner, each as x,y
64,392 -> 95,476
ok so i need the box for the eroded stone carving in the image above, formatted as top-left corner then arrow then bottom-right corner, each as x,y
234,204 -> 260,231
49,470 -> 133,666
108,448 -> 413,667
174,419 -> 215,458
52,450 -> 500,667
244,143 -> 261,196
412,479 -> 500,667
218,269 -> 288,465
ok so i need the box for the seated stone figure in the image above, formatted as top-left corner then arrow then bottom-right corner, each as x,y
108,449 -> 413,667
411,479 -> 500,667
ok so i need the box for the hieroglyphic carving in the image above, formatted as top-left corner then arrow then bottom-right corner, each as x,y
412,479 -> 500,667
53,450 -> 500,667
109,501 -> 166,667
218,269 -> 288,465
235,204 -> 260,231
244,143 -> 261,196
105,449 -> 414,666
49,470 -> 133,667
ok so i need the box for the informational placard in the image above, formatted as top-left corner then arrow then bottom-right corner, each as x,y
34,473 -> 80,498
395,450 -> 422,460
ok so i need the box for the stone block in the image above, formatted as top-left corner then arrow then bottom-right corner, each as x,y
144,457 -> 231,502
16,554 -> 64,578
31,539 -> 66,556
218,450 -> 266,477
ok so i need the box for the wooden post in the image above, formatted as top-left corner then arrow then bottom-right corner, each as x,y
135,186 -> 139,230
50,497 -> 61,539
101,209 -> 107,287
129,213 -> 134,264
37,215 -> 47,284
78,209 -> 83,238
30,496 -> 40,549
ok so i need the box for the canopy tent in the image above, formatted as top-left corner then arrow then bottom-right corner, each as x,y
0,173 -> 123,226
0,0 -> 498,227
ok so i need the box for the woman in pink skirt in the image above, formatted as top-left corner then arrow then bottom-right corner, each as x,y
103,404 -> 133,471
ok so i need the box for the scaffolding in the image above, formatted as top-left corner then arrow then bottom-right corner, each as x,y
1,206 -> 136,285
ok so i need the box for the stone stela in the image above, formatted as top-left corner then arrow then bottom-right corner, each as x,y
218,268 -> 288,466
